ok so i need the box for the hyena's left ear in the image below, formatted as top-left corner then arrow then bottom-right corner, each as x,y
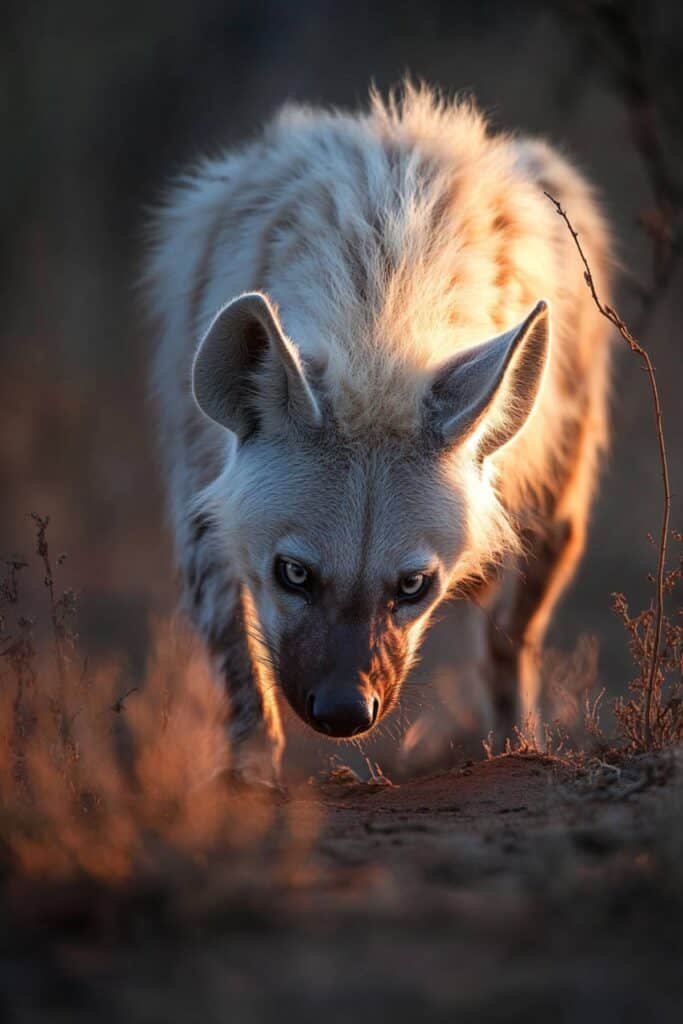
424,300 -> 550,459
192,291 -> 322,441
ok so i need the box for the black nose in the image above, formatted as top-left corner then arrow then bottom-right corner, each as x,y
307,692 -> 379,738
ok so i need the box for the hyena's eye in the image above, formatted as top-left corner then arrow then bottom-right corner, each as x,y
275,557 -> 312,597
397,572 -> 431,603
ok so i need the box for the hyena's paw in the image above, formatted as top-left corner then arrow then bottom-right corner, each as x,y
224,730 -> 287,801
220,766 -> 289,803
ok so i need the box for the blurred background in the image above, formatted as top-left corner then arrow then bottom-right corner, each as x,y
2,0 -> 682,770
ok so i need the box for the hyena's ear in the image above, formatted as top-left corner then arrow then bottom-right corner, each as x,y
424,300 -> 550,459
192,292 -> 322,440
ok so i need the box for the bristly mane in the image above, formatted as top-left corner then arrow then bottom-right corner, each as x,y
146,80 -> 610,573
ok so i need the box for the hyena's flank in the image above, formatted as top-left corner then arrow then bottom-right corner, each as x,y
147,85 -> 611,782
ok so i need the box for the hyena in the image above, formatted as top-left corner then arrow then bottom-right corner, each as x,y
147,85 -> 611,783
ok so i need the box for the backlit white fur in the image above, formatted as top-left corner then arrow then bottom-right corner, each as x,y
146,83 -> 612,757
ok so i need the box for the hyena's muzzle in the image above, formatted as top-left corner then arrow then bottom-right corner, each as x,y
278,615 -> 408,738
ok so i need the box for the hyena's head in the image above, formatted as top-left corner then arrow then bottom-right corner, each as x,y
192,292 -> 549,739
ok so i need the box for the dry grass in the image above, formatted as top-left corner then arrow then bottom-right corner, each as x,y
0,516 -> 319,886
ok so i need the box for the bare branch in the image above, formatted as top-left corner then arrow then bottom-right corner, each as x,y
545,191 -> 672,748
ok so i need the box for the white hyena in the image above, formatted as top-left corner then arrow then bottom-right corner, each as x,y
147,85 -> 611,783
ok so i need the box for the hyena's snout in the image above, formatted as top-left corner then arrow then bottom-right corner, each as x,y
305,681 -> 380,738
280,619 -> 399,739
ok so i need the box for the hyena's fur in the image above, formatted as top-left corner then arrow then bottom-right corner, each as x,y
146,85 -> 611,769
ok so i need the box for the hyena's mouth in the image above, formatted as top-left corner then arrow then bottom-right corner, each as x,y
302,690 -> 380,739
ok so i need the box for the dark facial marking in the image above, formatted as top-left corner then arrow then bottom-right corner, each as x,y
277,598 -> 410,736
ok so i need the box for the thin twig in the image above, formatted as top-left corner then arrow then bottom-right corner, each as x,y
545,192 -> 671,748
30,513 -> 68,700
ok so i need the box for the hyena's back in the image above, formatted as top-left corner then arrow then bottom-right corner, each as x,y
148,87 -> 610,558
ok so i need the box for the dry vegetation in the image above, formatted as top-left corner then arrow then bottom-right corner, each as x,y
545,193 -> 681,754
0,520 -> 322,887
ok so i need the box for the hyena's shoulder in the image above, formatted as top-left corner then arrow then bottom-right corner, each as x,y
146,85 -> 612,496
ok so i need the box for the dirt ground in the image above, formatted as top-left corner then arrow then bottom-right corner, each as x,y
2,750 -> 682,1024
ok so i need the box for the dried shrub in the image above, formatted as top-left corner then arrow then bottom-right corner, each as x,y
612,531 -> 682,751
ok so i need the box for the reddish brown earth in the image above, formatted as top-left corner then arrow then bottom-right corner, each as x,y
3,752 -> 683,1023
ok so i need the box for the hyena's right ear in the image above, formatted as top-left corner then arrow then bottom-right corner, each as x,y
424,300 -> 550,459
192,292 -> 322,441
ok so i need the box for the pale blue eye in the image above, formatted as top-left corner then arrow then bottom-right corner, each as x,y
395,573 -> 432,602
401,573 -> 421,598
284,560 -> 308,586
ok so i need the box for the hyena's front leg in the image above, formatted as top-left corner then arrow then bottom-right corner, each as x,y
183,513 -> 284,786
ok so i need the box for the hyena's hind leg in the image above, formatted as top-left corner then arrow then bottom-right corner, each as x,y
486,512 -> 587,749
485,409 -> 604,748
183,510 -> 285,784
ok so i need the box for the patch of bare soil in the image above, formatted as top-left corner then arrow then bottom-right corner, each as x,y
3,752 -> 683,1023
